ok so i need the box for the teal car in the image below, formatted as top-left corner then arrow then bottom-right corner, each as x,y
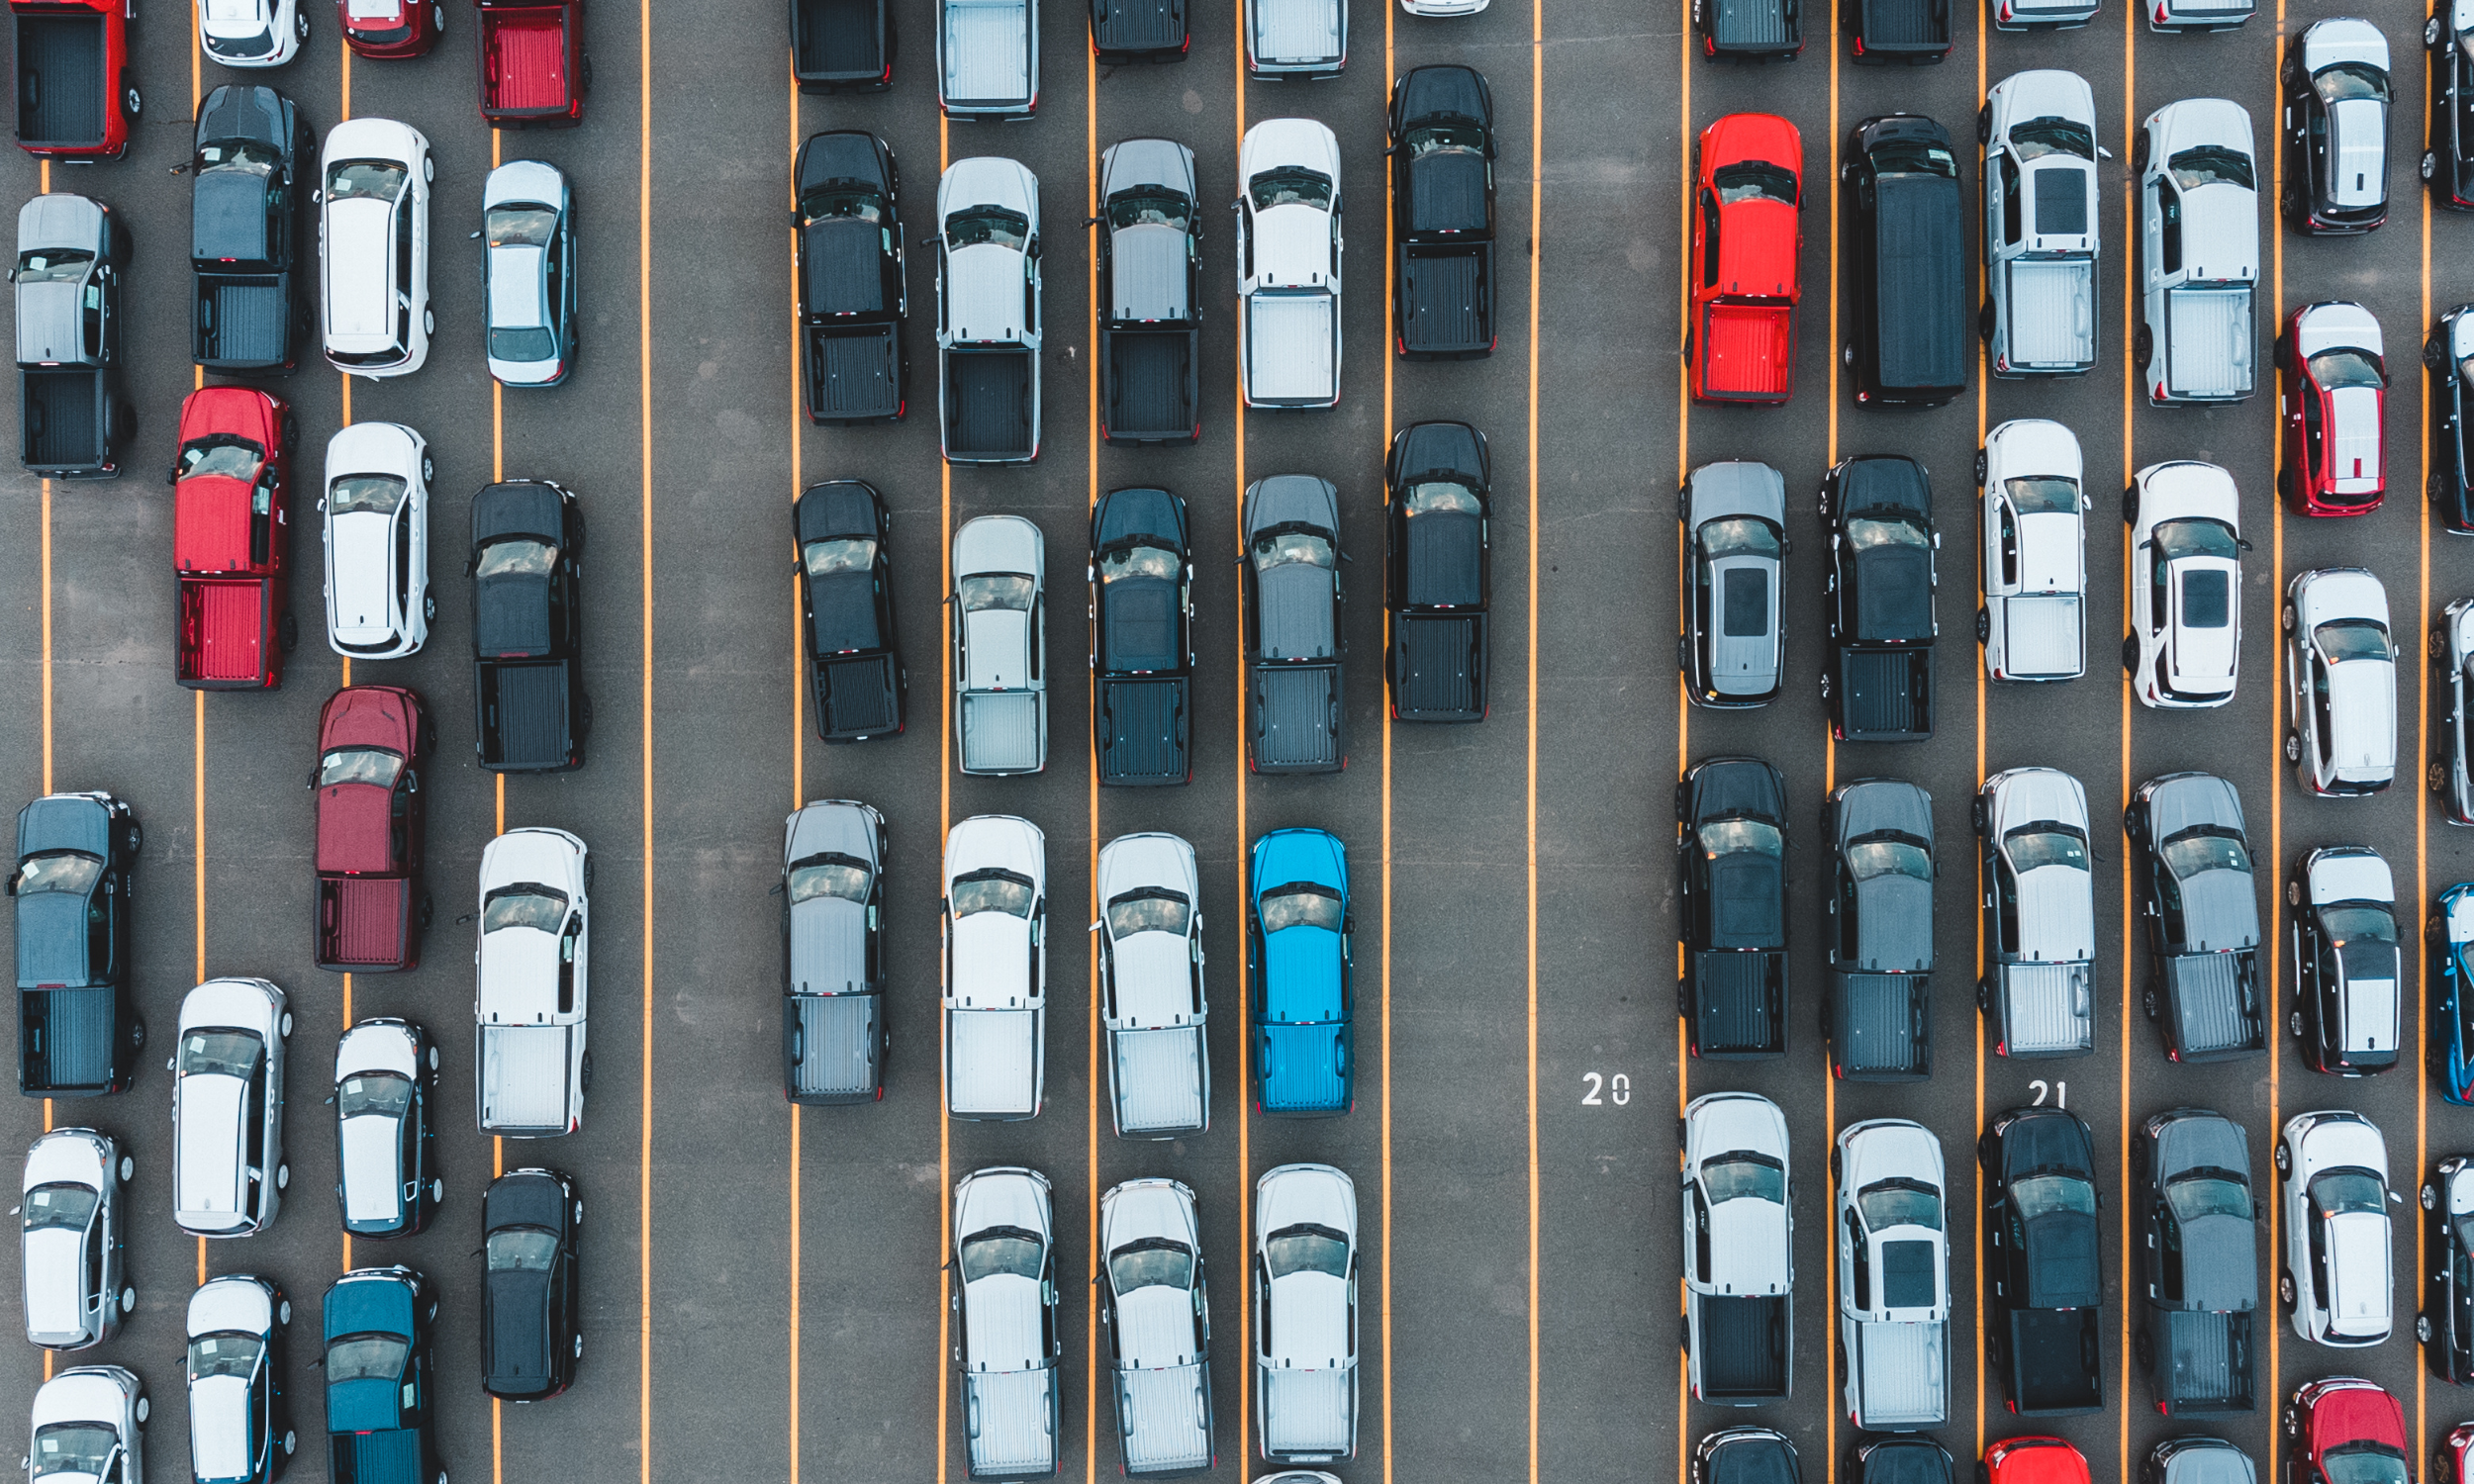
322,1266 -> 440,1484
1249,829 -> 1352,1117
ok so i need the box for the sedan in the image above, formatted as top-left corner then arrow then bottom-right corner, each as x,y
796,481 -> 905,743
952,514 -> 1049,777
482,1168 -> 583,1400
2275,1110 -> 2396,1347
2285,1379 -> 2409,1484
8,790 -> 143,1097
2123,772 -> 2265,1061
322,422 -> 432,658
1696,1432 -> 1801,1484
1679,461 -> 1785,708
2421,1156 -> 2474,1382
1384,421 -> 1491,720
2428,305 -> 2474,530
478,160 -> 575,387
1977,418 -> 2087,682
1250,829 -> 1352,1117
200,0 -> 307,66
2144,1437 -> 2255,1484
780,799 -> 888,1104
186,1274 -> 294,1483
172,977 -> 292,1238
2127,461 -> 2244,708
2285,568 -> 2396,795
2290,846 -> 2400,1075
19,1129 -> 132,1350
2438,881 -> 2474,1104
2283,17 -> 2392,233
28,1368 -> 146,1484
2434,599 -> 2474,821
2280,302 -> 2387,514
336,0 -> 445,58
333,1017 -> 442,1239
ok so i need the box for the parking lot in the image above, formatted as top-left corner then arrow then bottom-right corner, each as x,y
4,0 -> 2474,1479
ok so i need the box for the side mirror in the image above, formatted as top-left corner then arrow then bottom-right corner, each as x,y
454,912 -> 476,926
1082,215 -> 1099,228
767,882 -> 784,897
323,1093 -> 336,1105
469,230 -> 482,240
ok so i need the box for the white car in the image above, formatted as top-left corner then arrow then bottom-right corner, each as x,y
1680,1092 -> 1792,1404
475,827 -> 592,1138
1236,119 -> 1344,411
2127,460 -> 2244,708
19,1129 -> 132,1351
1096,832 -> 1209,1140
480,159 -> 576,388
333,1017 -> 443,1239
321,421 -> 432,658
1977,417 -> 2088,682
942,815 -> 1047,1121
172,977 -> 291,1238
2276,1110 -> 2396,1346
2285,567 -> 2396,796
185,1274 -> 295,1484
200,0 -> 306,66
1096,1177 -> 1213,1475
952,1166 -> 1061,1481
27,1367 -> 146,1484
1254,1163 -> 1359,1465
953,514 -> 1049,776
320,117 -> 433,378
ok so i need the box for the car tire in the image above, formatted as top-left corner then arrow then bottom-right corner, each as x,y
2437,471 -> 2456,503
2427,1182 -> 2442,1210
121,819 -> 142,855
118,1154 -> 133,1181
2285,731 -> 2302,763
2291,1010 -> 2306,1038
1974,448 -> 1987,487
120,1287 -> 136,1314
130,1019 -> 145,1050
2134,1328 -> 2155,1370
2274,1141 -> 2292,1175
2122,634 -> 2140,677
2423,1313 -> 2438,1345
275,1163 -> 289,1190
2280,1273 -> 2297,1309
2133,128 -> 2151,173
1970,796 -> 1988,834
428,1045 -> 440,1070
1977,299 -> 1995,343
1975,607 -> 1990,644
2141,985 -> 2159,1022
574,1199 -> 585,1225
419,893 -> 434,930
133,1395 -> 146,1424
434,2 -> 445,28
2436,763 -> 2451,795
580,1050 -> 594,1091
423,155 -> 434,184
282,1432 -> 295,1456
2133,324 -> 2153,370
423,307 -> 435,336
279,1012 -> 293,1039
278,611 -> 299,653
281,412 -> 299,455
1676,634 -> 1692,677
123,85 -> 141,119
2430,152 -> 2445,183
1842,342 -> 1856,367
1976,103 -> 1991,143
278,1300 -> 291,1325
2285,1407 -> 2303,1438
2432,13 -> 2447,46
295,7 -> 309,40
574,1332 -> 584,1358
431,1179 -> 445,1203
421,453 -> 435,485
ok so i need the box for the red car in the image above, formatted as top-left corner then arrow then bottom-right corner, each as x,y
2287,1378 -> 2411,1484
2437,1425 -> 2474,1484
1985,1438 -> 2090,1484
337,0 -> 447,57
11,0 -> 140,160
475,0 -> 588,130
1688,113 -> 1803,405
2280,300 -> 2389,515
311,685 -> 429,972
171,387 -> 297,691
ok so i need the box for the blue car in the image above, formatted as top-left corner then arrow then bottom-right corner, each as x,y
1250,829 -> 1353,1117
322,1266 -> 440,1484
2438,882 -> 2474,1104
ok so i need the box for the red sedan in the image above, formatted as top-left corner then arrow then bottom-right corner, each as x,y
337,0 -> 446,56
171,387 -> 296,691
312,685 -> 430,972
2437,1424 -> 2474,1484
1688,113 -> 1802,406
2280,300 -> 2389,515
2287,1378 -> 2411,1484
1984,1438 -> 2089,1484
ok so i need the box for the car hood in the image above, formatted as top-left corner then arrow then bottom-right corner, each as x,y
317,782 -> 395,876
330,511 -> 402,645
1704,1199 -> 1790,1291
944,242 -> 1029,341
1714,197 -> 1797,298
188,1374 -> 257,1481
2324,661 -> 2398,776
1107,933 -> 1196,1026
21,1229 -> 87,1340
339,1112 -> 406,1227
14,281 -> 85,365
2324,1211 -> 2393,1333
948,913 -> 1034,1005
962,609 -> 1032,690
2177,1212 -> 2259,1311
2014,512 -> 2084,593
789,896 -> 868,993
16,893 -> 93,987
1262,928 -> 1343,1020
1252,205 -> 1336,286
2023,1209 -> 2102,1307
2326,100 -> 2387,211
474,573 -> 552,657
1108,222 -> 1189,321
488,245 -> 548,330
1266,1271 -> 1350,1365
2324,386 -> 2383,492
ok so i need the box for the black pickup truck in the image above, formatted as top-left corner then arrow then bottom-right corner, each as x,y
1677,758 -> 1789,1059
1854,0 -> 1951,59
791,0 -> 896,90
1981,1107 -> 2105,1417
1090,0 -> 1185,61
1388,65 -> 1496,361
10,792 -> 143,1098
2126,773 -> 2267,1062
1822,779 -> 1934,1079
1243,475 -> 1346,774
796,132 -> 908,425
470,481 -> 590,774
795,480 -> 905,743
1694,0 -> 1803,57
1823,455 -> 1938,742
1384,420 -> 1490,721
2135,1109 -> 2259,1416
189,85 -> 311,373
1090,486 -> 1193,786
1094,139 -> 1200,445
15,191 -> 133,480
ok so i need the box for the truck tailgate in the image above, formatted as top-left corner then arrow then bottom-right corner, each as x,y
1252,664 -> 1342,771
819,653 -> 902,737
1997,962 -> 2093,1056
178,581 -> 269,686
1392,614 -> 1484,719
1846,1317 -> 1947,1430
479,1025 -> 573,1133
20,986 -> 115,1094
1111,1024 -> 1206,1136
1998,594 -> 2083,680
941,0 -> 1031,106
2163,951 -> 2262,1058
1838,649 -> 1931,739
198,281 -> 293,368
1103,327 -> 1196,443
960,691 -> 1042,774
479,661 -> 573,770
947,1008 -> 1038,1116
2156,1309 -> 2253,1413
963,1369 -> 1058,1477
1115,1364 -> 1212,1474
1829,972 -> 1928,1077
1694,1294 -> 1789,1399
945,349 -> 1035,460
789,992 -> 879,1100
2164,287 -> 2254,400
1690,951 -> 1783,1056
2002,259 -> 2095,370
1398,246 -> 1489,356
806,325 -> 903,423
1698,302 -> 1793,399
1245,292 -> 1337,406
480,12 -> 572,112
1098,677 -> 1189,785
1858,0 -> 1945,45
1259,1367 -> 1353,1459
15,16 -> 105,147
320,878 -> 412,970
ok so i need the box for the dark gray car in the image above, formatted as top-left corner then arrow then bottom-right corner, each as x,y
2125,773 -> 2267,1061
1822,779 -> 1934,1081
2134,1108 -> 2259,1414
1095,139 -> 1201,446
1681,461 -> 1786,708
780,800 -> 888,1104
1242,475 -> 1346,774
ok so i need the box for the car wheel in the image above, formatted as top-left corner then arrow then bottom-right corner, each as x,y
2438,471 -> 2457,504
133,1395 -> 147,1424
2122,634 -> 2140,676
2291,1010 -> 2307,1039
1975,607 -> 1990,644
2134,1328 -> 2155,1370
121,820 -> 142,856
281,1431 -> 295,1456
573,1332 -> 584,1358
2286,1407 -> 2303,1438
1970,796 -> 1988,834
1975,102 -> 1991,143
281,412 -> 299,455
423,307 -> 435,336
2423,1313 -> 2439,1345
120,1287 -> 136,1314
2133,324 -> 2153,369
2285,731 -> 2302,763
295,7 -> 309,40
584,855 -> 596,892
1842,342 -> 1856,367
573,1199 -> 584,1225
2274,1141 -> 2292,1175
2427,1182 -> 2443,1210
278,611 -> 299,653
423,155 -> 434,184
279,1011 -> 293,1039
2431,13 -> 2447,46
2280,1273 -> 2298,1309
118,1154 -> 133,1181
580,1051 -> 594,1091
428,1045 -> 440,1071
2141,985 -> 2159,1022
1977,300 -> 1995,343
278,1300 -> 291,1325
1676,634 -> 1692,676
2430,152 -> 2444,183
275,1163 -> 289,1190
431,1179 -> 444,1203
2133,128 -> 2151,173
2436,763 -> 2451,795
433,2 -> 445,27
1973,448 -> 1987,487
123,86 -> 142,119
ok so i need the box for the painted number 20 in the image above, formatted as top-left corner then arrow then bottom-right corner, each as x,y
1581,1072 -> 1631,1106
2029,1079 -> 2067,1109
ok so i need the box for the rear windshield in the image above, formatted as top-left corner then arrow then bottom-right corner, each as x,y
1713,161 -> 1797,205
320,748 -> 403,788
327,160 -> 408,204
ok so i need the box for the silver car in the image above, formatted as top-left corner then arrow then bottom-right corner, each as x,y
2435,597 -> 2474,823
320,421 -> 432,658
2284,567 -> 2396,796
1096,832 -> 1208,1139
185,1274 -> 294,1484
27,1367 -> 146,1484
952,1166 -> 1061,1481
172,977 -> 292,1238
478,160 -> 576,387
2276,1109 -> 2397,1346
19,1129 -> 133,1350
1680,461 -> 1785,708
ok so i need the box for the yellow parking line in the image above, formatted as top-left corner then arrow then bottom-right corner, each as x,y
636,0 -> 657,1474
786,51 -> 805,1484
1380,9 -> 1398,1482
1671,4 -> 1692,1477
1523,0 -> 1545,1472
1231,21 -> 1252,1468
1823,4 -> 1844,1477
1085,44 -> 1102,1484
2263,7 -> 2287,1461
2418,4 -> 2436,1454
935,110 -> 954,1484
2117,7 -> 2139,1475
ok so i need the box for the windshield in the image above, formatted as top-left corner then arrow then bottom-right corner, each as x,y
1871,139 -> 1958,177
2011,1172 -> 2098,1221
482,883 -> 568,935
950,869 -> 1034,919
2311,1169 -> 2389,1215
945,207 -> 1029,251
958,1229 -> 1044,1282
1109,1239 -> 1195,1292
1259,882 -> 1343,935
1402,481 -> 1482,518
800,185 -> 884,225
2004,476 -> 2081,514
2322,1446 -> 2411,1484
2165,1174 -> 2253,1223
487,1227 -> 560,1272
787,855 -> 871,906
10,852 -> 100,897
1846,514 -> 1931,553
180,1030 -> 263,1080
1712,161 -> 1797,205
2314,61 -> 2392,102
326,1335 -> 410,1384
12,249 -> 90,284
485,204 -> 558,248
2309,347 -> 2385,389
1106,187 -> 1189,232
319,748 -> 403,788
2169,145 -> 2256,192
1699,516 -> 1782,561
178,438 -> 261,483
1250,167 -> 1334,212
1106,888 -> 1191,938
2316,619 -> 2394,664
1847,838 -> 1933,882
957,574 -> 1035,612
336,1070 -> 413,1121
2009,117 -> 2097,161
474,538 -> 558,582
1697,819 -> 1784,859
803,537 -> 877,580
1263,1223 -> 1351,1278
188,1333 -> 264,1383
20,1183 -> 97,1235
2161,830 -> 2252,881
2005,826 -> 2090,874
2154,517 -> 2241,563
1857,1179 -> 1944,1232
1098,543 -> 1183,584
327,160 -> 407,204
2321,903 -> 2398,945
30,1426 -> 116,1481
328,474 -> 406,518
1700,1153 -> 1786,1204
1251,527 -> 1337,572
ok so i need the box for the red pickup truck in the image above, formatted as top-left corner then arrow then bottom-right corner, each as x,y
312,685 -> 430,972
475,0 -> 587,129
1688,113 -> 1804,405
172,386 -> 297,691
12,0 -> 140,160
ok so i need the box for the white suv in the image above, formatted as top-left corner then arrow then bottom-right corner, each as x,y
19,1129 -> 134,1350
2127,461 -> 2245,708
171,978 -> 292,1238
2276,1110 -> 2396,1347
320,117 -> 432,377
321,421 -> 431,658
2285,567 -> 2396,795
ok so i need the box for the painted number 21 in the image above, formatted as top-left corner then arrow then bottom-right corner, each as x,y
2029,1079 -> 2067,1109
1580,1072 -> 1631,1106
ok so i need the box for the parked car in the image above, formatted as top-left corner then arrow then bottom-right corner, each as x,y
185,1274 -> 294,1484
2284,568 -> 2396,796
201,1 -> 306,69
321,1267 -> 440,1484
189,84 -> 313,374
2279,301 -> 2387,513
2283,18 -> 2391,233
942,816 -> 1047,1122
2143,1436 -> 2255,1484
2290,845 -> 2401,1075
2422,1156 -> 2474,1382
10,791 -> 143,1098
482,1167 -> 582,1400
2137,101 -> 2259,405
321,421 -> 432,658
474,827 -> 592,1137
320,117 -> 433,378
1686,114 -> 1800,404
2430,305 -> 2474,530
1975,767 -> 2096,1059
1095,832 -> 1208,1139
26,1369 -> 145,1484
172,977 -> 292,1238
2429,3 -> 2474,208
1091,0 -> 1184,60
1851,1438 -> 1953,1484
794,132 -> 908,425
1822,778 -> 1934,1081
952,1166 -> 1061,1480
1692,0 -> 1801,58
792,0 -> 895,90
1389,65 -> 1496,360
479,159 -> 576,387
470,480 -> 589,774
1846,115 -> 1967,407
1822,455 -> 1938,741
2133,1109 -> 2259,1415
333,1017 -> 442,1239
337,0 -> 445,57
2438,881 -> 2474,1102
779,799 -> 889,1105
2126,461 -> 2245,708
1243,0 -> 1343,77
1984,1440 -> 2090,1484
11,0 -> 141,160
2124,772 -> 2266,1061
953,514 -> 1048,775
1094,139 -> 1200,444
1679,1092 -> 1793,1405
1852,0 -> 1950,60
2444,1426 -> 2474,1484
18,1129 -> 131,1349
311,684 -> 431,973
1254,1163 -> 1359,1463
2285,1379 -> 2409,1484
1675,757 -> 1789,1060
1236,121 -> 1344,410
1979,1107 -> 2103,1416
1089,486 -> 1194,784
1834,1119 -> 1951,1432
1243,476 -> 1347,772
796,481 -> 905,743
1979,73 -> 2102,378
173,384 -> 298,691
474,0 -> 587,128
2152,0 -> 2252,34
1385,421 -> 1490,721
14,191 -> 135,480
1977,418 -> 2087,682
937,0 -> 1036,118
935,158 -> 1042,463
2276,1110 -> 2397,1347
1097,1178 -> 1213,1475
1250,829 -> 1352,1117
1680,461 -> 1785,708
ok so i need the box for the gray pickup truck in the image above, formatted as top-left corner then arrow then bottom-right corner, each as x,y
1096,833 -> 1208,1139
1099,1179 -> 1214,1476
953,1168 -> 1062,1480
14,193 -> 133,480
2126,773 -> 2266,1062
1243,477 -> 1347,774
1823,780 -> 1935,1081
1975,768 -> 2096,1059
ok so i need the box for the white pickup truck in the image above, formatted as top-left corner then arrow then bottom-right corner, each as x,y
473,828 -> 591,1138
1974,769 -> 2097,1059
1977,418 -> 2088,683
952,1167 -> 1062,1480
1099,1179 -> 1214,1476
1097,833 -> 1208,1139
1835,1119 -> 1950,1433
1236,120 -> 1344,411
2138,100 -> 2259,405
953,515 -> 1049,776
943,816 -> 1047,1121
1982,71 -> 2103,379
1255,1163 -> 1358,1464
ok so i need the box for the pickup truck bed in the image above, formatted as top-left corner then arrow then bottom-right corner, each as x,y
962,1369 -> 1056,1478
319,878 -> 414,971
2003,1307 -> 2102,1416
1687,951 -> 1784,1057
1834,649 -> 1933,740
944,349 -> 1035,462
940,0 -> 1030,107
1258,1022 -> 1346,1114
197,280 -> 293,370
15,14 -> 106,149
1995,594 -> 2082,680
2159,951 -> 2263,1059
1111,1025 -> 1205,1136
1102,326 -> 1196,444
1699,303 -> 1793,400
1260,1367 -> 1352,1461
2148,1309 -> 2253,1414
1251,664 -> 1342,772
1391,613 -> 1484,720
1397,245 -> 1490,359
788,993 -> 878,1100
1706,0 -> 1795,46
479,1024 -> 574,1131
1116,1365 -> 1211,1474
2161,286 -> 2254,401
793,0 -> 889,86
22,367 -> 123,478
332,1428 -> 424,1484
476,660 -> 577,772
1856,0 -> 1950,52
1693,1294 -> 1789,1400
1097,677 -> 1189,786
1828,971 -> 1929,1079
19,985 -> 118,1095
178,580 -> 274,688
947,1009 -> 1037,1117
480,10 -> 572,113
1244,291 -> 1336,406
2001,259 -> 2095,371
1991,962 -> 2093,1057
1093,0 -> 1185,56
805,325 -> 904,424
819,654 -> 902,736
1844,1317 -> 1947,1430
960,691 -> 1041,774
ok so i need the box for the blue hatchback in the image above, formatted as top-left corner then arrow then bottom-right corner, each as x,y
1250,829 -> 1353,1116
2439,883 -> 2474,1104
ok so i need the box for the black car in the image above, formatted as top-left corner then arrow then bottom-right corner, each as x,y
1242,475 -> 1347,775
482,1168 -> 583,1401
2426,8 -> 2474,210
1691,0 -> 1803,59
1820,778 -> 1933,1081
2125,773 -> 2267,1062
1089,486 -> 1193,786
1821,455 -> 1939,741
189,84 -> 312,372
1979,1105 -> 2104,1416
2290,845 -> 2403,1076
470,480 -> 589,774
1384,419 -> 1491,722
1851,1438 -> 1953,1484
1675,757 -> 1789,1060
793,131 -> 908,425
2134,1108 -> 2259,1415
1089,0 -> 1187,62
2428,306 -> 2474,532
1693,1428 -> 1799,1484
1388,65 -> 1497,360
8,791 -> 143,1097
2282,18 -> 2394,234
2421,1155 -> 2474,1382
796,480 -> 905,743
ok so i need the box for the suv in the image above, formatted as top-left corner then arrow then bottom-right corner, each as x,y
481,1168 -> 584,1400
2278,301 -> 2387,515
319,118 -> 433,377
1680,461 -> 1786,708
172,978 -> 292,1238
2440,600 -> 2474,821
2429,305 -> 2474,531
2275,1110 -> 2396,1347
479,160 -> 577,387
2421,1156 -> 2474,1382
184,1274 -> 294,1484
2126,461 -> 2244,708
19,1128 -> 132,1349
2284,568 -> 2396,796
2289,846 -> 2401,1075
2282,18 -> 2392,233
321,422 -> 432,658
333,1018 -> 442,1240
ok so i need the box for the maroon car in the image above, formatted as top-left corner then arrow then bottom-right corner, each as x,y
2286,1378 -> 2411,1484
311,685 -> 430,972
337,0 -> 446,57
